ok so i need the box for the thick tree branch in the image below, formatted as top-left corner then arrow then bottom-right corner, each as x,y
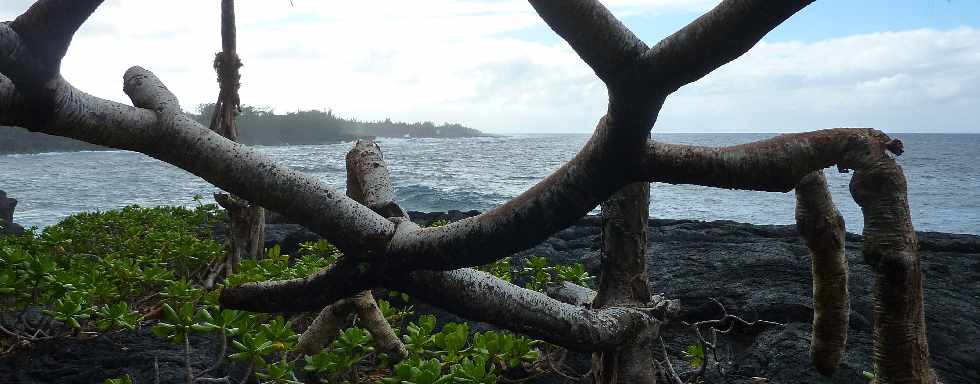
218,258 -> 372,312
8,0 -> 103,85
386,109 -> 660,271
528,0 -> 647,85
593,181 -> 658,383
644,128 -> 903,192
295,298 -> 354,355
390,268 -> 655,352
850,160 -> 937,384
346,140 -> 407,219
642,0 -> 813,92
645,130 -> 934,381
795,171 -> 848,376
1,17 -> 394,256
350,291 -> 408,359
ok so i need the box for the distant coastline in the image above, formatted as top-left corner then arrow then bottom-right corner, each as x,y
1,104 -> 485,155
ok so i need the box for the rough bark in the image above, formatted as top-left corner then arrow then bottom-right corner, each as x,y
295,139 -> 408,360
644,137 -> 935,382
209,0 -> 265,272
1,0 -> 810,275
850,160 -> 937,384
642,0 -> 814,93
214,193 -> 265,274
592,183 -> 658,383
350,291 -> 408,359
543,281 -> 596,307
795,171 -> 848,376
644,129 -> 904,192
294,298 -> 354,355
390,267 -> 656,352
2,1 -> 940,381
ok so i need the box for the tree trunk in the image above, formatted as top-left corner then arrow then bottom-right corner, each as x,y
210,0 -> 264,272
214,193 -> 265,274
593,182 -> 658,383
795,171 -> 848,376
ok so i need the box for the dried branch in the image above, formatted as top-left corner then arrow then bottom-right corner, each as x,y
795,171 -> 848,376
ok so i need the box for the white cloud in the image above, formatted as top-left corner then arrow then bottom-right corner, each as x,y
659,27 -> 980,133
1,1 -> 977,133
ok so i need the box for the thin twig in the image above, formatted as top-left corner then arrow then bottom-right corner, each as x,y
658,337 -> 684,384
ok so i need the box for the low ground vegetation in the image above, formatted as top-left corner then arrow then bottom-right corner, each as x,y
0,205 -> 593,383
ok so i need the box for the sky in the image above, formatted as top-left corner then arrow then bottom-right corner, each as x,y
2,0 -> 978,134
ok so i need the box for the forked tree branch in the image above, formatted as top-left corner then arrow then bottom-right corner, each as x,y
8,0 -> 103,85
795,171 -> 848,376
0,1 -> 938,380
528,0 -> 647,85
0,33 -> 393,257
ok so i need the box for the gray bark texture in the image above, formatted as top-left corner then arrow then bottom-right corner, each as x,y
795,172 -> 848,376
209,0 -> 265,272
593,182 -> 658,383
0,0 -> 939,382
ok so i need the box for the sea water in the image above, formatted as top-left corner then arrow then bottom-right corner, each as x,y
2,133 -> 978,235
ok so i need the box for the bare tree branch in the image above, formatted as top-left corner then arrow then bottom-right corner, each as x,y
385,113 -> 659,271
795,171 -> 848,376
8,0 -> 103,84
528,0 -> 647,85
389,267 -> 656,352
219,256 -> 373,312
644,128 -> 904,192
642,0 -> 814,93
294,298 -> 353,355
346,140 -> 407,219
1,20 -> 394,256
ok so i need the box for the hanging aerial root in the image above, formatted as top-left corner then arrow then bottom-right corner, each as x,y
795,171 -> 848,376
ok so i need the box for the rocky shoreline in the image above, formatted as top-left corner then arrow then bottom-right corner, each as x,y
2,209 -> 978,383
231,210 -> 980,384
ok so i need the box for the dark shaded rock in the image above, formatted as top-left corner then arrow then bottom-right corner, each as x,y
406,210 -> 481,227
213,222 -> 319,257
510,217 -> 979,384
229,212 -> 978,383
0,328 -> 249,384
0,190 -> 25,236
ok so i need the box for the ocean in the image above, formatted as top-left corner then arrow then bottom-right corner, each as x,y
2,133 -> 978,235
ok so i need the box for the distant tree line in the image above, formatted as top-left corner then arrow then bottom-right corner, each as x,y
0,105 -> 483,154
191,104 -> 484,146
0,127 -> 103,154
